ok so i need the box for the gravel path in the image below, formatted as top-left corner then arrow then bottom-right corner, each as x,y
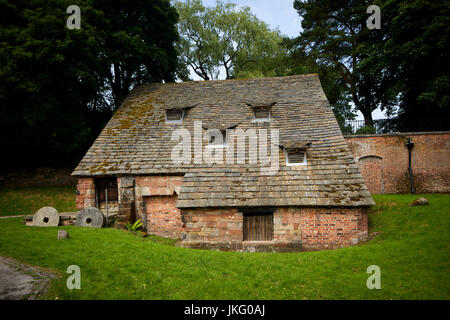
0,256 -> 53,300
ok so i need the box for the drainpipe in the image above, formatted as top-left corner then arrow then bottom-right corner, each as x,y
405,138 -> 415,194
105,188 -> 109,226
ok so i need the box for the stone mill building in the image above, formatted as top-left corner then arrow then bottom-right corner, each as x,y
72,74 -> 375,251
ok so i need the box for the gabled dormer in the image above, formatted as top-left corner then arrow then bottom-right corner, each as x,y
164,104 -> 197,124
245,101 -> 276,122
280,141 -> 312,166
165,109 -> 184,124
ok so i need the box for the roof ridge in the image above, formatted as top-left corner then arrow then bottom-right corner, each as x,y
132,73 -> 320,91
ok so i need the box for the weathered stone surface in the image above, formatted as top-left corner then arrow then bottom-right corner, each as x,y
32,207 -> 59,227
75,207 -> 105,228
120,176 -> 134,188
116,176 -> 136,227
57,230 -> 69,240
410,197 -> 429,206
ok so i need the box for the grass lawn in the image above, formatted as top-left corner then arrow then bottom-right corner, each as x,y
0,192 -> 448,299
0,186 -> 77,216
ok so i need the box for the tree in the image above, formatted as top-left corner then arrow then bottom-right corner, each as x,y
0,0 -> 179,169
380,0 -> 450,131
293,0 -> 384,126
175,0 -> 282,80
293,0 -> 450,131
95,0 -> 179,108
235,37 -> 355,126
232,37 -> 308,79
175,0 -> 355,125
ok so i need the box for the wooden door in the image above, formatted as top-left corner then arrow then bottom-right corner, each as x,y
243,213 -> 273,241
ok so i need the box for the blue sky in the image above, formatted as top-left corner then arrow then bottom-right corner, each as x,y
178,0 -> 385,119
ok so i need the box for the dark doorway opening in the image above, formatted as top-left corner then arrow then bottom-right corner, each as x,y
95,177 -> 118,204
243,212 -> 273,241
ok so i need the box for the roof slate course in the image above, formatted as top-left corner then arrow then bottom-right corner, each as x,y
72,74 -> 375,207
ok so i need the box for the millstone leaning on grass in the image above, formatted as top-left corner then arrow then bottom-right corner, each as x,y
75,207 -> 105,228
32,206 -> 60,227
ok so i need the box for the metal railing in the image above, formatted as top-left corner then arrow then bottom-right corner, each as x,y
343,119 -> 398,134
343,117 -> 449,134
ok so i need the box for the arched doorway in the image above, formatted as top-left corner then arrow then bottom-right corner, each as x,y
358,155 -> 384,194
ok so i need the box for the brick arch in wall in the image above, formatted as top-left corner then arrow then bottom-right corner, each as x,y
358,155 -> 384,194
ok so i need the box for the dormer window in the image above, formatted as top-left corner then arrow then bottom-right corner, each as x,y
285,149 -> 307,166
165,109 -> 184,123
252,106 -> 270,122
207,129 -> 226,148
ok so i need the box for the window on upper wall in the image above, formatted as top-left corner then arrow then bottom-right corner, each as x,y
207,130 -> 227,148
285,149 -> 307,166
252,106 -> 270,122
165,109 -> 184,123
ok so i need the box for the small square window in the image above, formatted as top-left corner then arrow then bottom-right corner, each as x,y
207,130 -> 226,148
252,107 -> 270,121
285,149 -> 307,166
165,109 -> 184,123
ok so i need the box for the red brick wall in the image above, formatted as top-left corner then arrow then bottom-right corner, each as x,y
299,207 -> 368,251
76,175 -> 369,251
180,207 -> 368,251
134,175 -> 184,233
357,156 -> 383,194
144,195 -> 183,239
345,132 -> 450,193
76,177 -> 96,210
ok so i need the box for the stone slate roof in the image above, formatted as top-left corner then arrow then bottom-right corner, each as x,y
72,74 -> 375,208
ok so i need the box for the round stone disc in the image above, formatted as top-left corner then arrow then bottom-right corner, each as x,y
75,207 -> 105,228
32,206 -> 60,227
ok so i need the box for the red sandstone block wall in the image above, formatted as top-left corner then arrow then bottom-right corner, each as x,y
273,208 -> 302,242
345,132 -> 450,194
135,176 -> 183,197
76,177 -> 96,210
182,208 -> 243,242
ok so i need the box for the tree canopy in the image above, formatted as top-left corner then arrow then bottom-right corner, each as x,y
380,0 -> 450,131
175,0 -> 354,125
1,0 -> 448,173
293,0 -> 450,130
175,0 -> 283,80
293,0 -> 384,126
0,0 -> 179,169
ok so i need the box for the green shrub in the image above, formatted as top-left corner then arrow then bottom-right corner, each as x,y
124,219 -> 143,232
355,125 -> 376,134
